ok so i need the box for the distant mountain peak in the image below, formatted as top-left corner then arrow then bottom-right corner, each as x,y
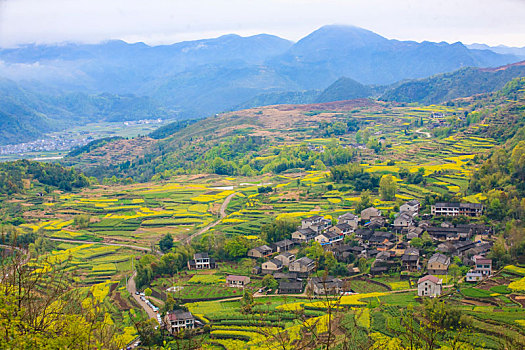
296,24 -> 388,48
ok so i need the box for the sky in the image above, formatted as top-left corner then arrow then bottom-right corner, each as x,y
0,0 -> 524,48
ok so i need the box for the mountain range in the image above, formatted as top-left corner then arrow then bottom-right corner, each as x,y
1,25 -> 524,145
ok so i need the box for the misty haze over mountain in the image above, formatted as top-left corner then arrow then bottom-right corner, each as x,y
1,25 -> 523,145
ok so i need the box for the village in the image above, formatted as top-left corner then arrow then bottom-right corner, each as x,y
160,199 -> 494,334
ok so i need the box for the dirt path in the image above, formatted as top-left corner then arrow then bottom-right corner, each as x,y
182,192 -> 237,244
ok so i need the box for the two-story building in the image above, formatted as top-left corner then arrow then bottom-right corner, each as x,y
431,203 -> 483,217
187,253 -> 216,270
473,255 -> 492,277
292,228 -> 317,243
165,310 -> 195,333
271,239 -> 295,253
301,216 -> 331,230
307,276 -> 344,295
289,256 -> 316,276
337,213 -> 359,230
417,275 -> 442,297
361,207 -> 382,222
394,212 -> 414,229
427,253 -> 450,275
274,252 -> 295,267
315,231 -> 343,246
262,259 -> 283,274
400,200 -> 420,216
247,245 -> 273,258
328,223 -> 352,236
279,281 -> 304,294
402,247 -> 420,272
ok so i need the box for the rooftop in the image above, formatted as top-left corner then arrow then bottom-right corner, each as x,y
418,275 -> 442,284
428,253 -> 450,265
339,212 -> 357,220
226,275 -> 250,282
293,256 -> 315,266
194,252 -> 209,259
167,310 -> 194,321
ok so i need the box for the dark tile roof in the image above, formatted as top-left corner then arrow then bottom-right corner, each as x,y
274,272 -> 298,280
293,256 -> 315,266
267,259 -> 283,267
428,253 -> 450,265
279,281 -> 303,289
274,239 -> 294,247
194,252 -> 209,259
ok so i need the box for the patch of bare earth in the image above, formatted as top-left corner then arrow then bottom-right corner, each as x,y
461,298 -> 494,306
74,137 -> 155,166
278,190 -> 301,201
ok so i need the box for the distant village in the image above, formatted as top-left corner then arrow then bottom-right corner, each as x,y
0,118 -> 165,156
0,135 -> 91,156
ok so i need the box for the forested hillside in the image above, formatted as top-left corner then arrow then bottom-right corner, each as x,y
64,78 -> 525,186
381,61 -> 525,104
0,160 -> 89,195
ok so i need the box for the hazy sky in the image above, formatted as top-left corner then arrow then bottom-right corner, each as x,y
0,0 -> 524,48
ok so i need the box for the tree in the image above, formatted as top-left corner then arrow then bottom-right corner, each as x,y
379,174 -> 397,201
159,233 -> 174,253
410,237 -> 423,248
0,251 -> 122,349
144,288 -> 152,297
73,214 -> 90,228
224,237 -> 248,259
261,274 -> 278,290
489,236 -> 512,268
358,257 -> 368,274
314,159 -> 327,170
260,218 -> 298,243
356,189 -> 372,213
240,289 -> 255,314
448,263 -> 461,281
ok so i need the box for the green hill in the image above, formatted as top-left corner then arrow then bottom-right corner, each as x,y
63,78 -> 525,184
315,77 -> 374,102
380,61 -> 525,104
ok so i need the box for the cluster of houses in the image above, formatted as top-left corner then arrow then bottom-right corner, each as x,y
244,199 -> 491,296
184,199 -> 490,300
165,199 -> 492,335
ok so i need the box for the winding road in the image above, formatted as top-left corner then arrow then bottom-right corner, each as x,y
126,272 -> 161,320
182,192 -> 237,244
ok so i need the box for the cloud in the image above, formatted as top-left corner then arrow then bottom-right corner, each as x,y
0,0 -> 524,47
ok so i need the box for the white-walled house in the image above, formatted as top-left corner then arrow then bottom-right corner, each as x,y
417,275 -> 442,297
